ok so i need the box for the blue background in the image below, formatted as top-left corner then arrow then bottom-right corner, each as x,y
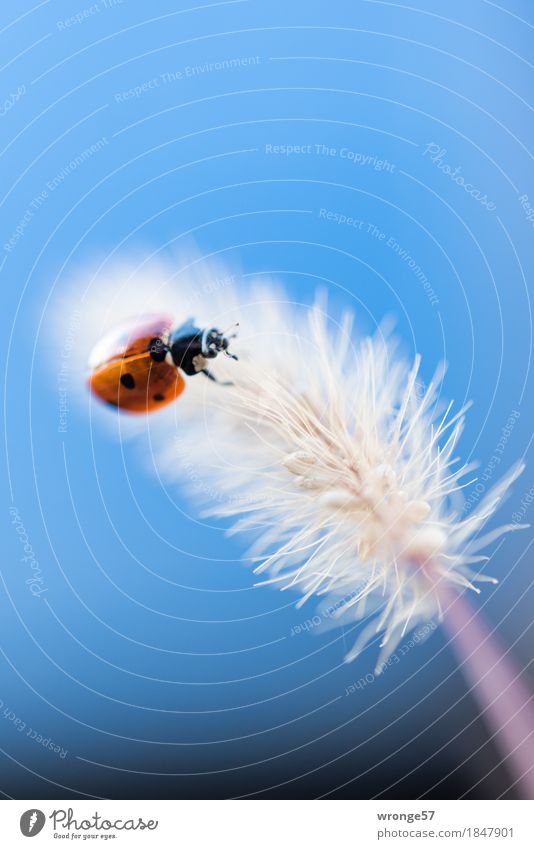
1,0 -> 533,799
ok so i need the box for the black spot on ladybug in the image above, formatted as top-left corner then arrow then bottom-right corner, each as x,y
120,373 -> 135,389
153,393 -> 165,402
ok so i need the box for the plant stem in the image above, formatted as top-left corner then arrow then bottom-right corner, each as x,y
442,589 -> 534,798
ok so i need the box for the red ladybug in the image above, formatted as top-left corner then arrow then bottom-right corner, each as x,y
88,315 -> 238,413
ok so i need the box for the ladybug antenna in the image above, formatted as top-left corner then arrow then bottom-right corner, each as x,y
223,322 -> 239,360
222,321 -> 239,338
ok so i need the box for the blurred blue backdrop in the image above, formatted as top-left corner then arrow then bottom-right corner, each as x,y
1,0 -> 533,799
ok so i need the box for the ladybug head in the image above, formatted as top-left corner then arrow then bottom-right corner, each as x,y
201,325 -> 239,361
168,318 -> 239,377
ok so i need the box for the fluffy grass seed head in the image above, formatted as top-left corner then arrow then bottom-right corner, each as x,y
158,285 -> 525,672
53,257 -> 524,672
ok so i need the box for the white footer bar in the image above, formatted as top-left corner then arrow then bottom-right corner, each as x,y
2,799 -> 533,848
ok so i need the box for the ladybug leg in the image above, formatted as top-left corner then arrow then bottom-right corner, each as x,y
201,368 -> 234,387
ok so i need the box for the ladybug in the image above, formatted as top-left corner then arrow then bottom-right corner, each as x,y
87,314 -> 238,413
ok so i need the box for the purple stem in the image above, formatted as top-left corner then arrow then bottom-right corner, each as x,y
441,589 -> 534,799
